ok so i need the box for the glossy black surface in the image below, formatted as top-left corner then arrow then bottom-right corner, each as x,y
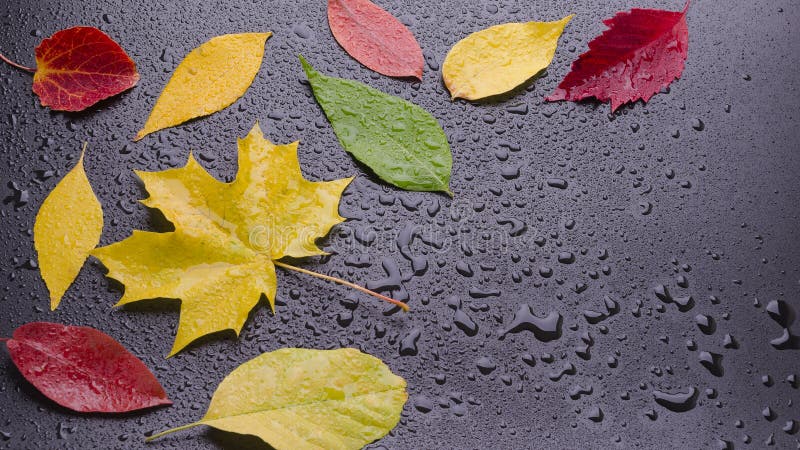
1,0 -> 798,449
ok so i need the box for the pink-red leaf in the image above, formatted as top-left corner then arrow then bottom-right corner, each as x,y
4,322 -> 170,413
546,3 -> 689,111
31,26 -> 139,111
328,0 -> 424,79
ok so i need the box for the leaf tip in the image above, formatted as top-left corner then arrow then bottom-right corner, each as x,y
551,15 -> 574,33
131,169 -> 149,186
560,14 -> 575,28
165,341 -> 185,358
110,298 -> 126,309
544,89 -> 566,103
248,120 -> 264,139
298,55 -> 314,76
185,150 -> 202,167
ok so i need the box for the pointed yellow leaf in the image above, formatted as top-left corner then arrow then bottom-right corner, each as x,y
93,123 -> 353,356
134,33 -> 271,140
34,143 -> 103,310
148,348 -> 408,450
442,16 -> 573,100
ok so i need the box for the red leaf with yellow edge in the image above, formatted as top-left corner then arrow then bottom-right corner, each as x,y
546,3 -> 690,111
2,322 -> 170,413
0,26 -> 139,111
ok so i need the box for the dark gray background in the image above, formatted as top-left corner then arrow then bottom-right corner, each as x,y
1,0 -> 798,448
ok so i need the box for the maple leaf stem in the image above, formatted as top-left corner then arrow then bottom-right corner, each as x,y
274,261 -> 410,312
144,422 -> 201,442
0,338 -> 9,342
0,52 -> 35,73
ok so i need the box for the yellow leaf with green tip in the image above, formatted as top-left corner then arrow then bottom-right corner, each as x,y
93,123 -> 353,356
147,348 -> 408,450
442,16 -> 573,100
34,143 -> 103,310
135,33 -> 271,140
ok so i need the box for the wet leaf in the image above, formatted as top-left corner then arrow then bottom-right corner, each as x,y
147,348 -> 407,449
34,144 -> 103,310
328,0 -> 423,79
0,26 -> 139,111
3,322 -> 170,412
443,16 -> 573,101
135,33 -> 271,140
546,3 -> 690,111
300,56 -> 452,194
93,123 -> 352,356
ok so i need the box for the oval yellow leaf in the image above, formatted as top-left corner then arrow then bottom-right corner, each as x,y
134,33 -> 271,140
147,348 -> 408,450
33,143 -> 103,310
442,16 -> 573,101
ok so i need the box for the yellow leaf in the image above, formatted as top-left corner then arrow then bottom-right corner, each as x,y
147,348 -> 408,450
93,123 -> 353,356
442,16 -> 573,101
134,33 -> 271,141
34,143 -> 103,310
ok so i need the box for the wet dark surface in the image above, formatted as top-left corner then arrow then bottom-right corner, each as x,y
1,0 -> 799,449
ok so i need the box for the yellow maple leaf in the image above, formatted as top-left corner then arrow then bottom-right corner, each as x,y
442,16 -> 573,100
93,123 -> 353,356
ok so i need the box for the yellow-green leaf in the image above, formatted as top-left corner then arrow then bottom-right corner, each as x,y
92,123 -> 352,356
147,348 -> 408,450
442,16 -> 573,100
134,33 -> 271,141
34,143 -> 103,310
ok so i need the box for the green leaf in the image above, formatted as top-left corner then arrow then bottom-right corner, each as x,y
147,348 -> 408,450
300,56 -> 452,195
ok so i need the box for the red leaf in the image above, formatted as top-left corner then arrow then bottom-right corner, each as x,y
328,0 -> 424,79
4,322 -> 170,412
546,3 -> 690,111
31,27 -> 139,111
